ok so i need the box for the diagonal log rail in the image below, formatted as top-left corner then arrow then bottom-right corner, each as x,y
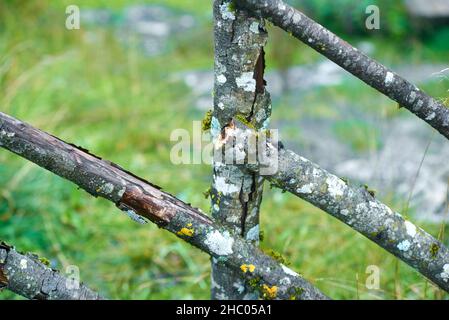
259,146 -> 449,292
0,241 -> 103,300
0,112 -> 328,300
237,0 -> 449,141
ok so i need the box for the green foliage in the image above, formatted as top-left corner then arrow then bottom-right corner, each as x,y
266,249 -> 290,266
202,187 -> 212,199
333,120 -> 381,152
288,0 -> 411,38
425,27 -> 449,53
0,0 -> 448,301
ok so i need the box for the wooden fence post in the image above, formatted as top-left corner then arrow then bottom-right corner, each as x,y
210,0 -> 272,299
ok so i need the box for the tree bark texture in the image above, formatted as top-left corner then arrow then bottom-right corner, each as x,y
0,112 -> 328,300
210,0 -> 272,299
263,147 -> 449,292
0,242 -> 103,300
237,0 -> 449,141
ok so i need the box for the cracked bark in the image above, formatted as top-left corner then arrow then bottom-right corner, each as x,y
237,0 -> 449,141
0,112 -> 328,300
260,146 -> 449,292
0,242 -> 102,300
211,0 -> 272,300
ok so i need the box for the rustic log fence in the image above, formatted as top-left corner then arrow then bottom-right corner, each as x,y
1,0 -> 448,300
0,242 -> 103,300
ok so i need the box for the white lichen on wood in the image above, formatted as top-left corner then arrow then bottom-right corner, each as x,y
384,72 -> 395,86
0,130 -> 15,138
245,224 -> 259,241
19,259 -> 27,270
249,22 -> 259,33
205,230 -> 234,256
281,264 -> 299,277
326,176 -> 346,197
296,184 -> 313,194
217,74 -> 227,84
442,264 -> 449,283
404,221 -> 417,238
397,240 -> 411,251
210,116 -> 221,139
214,176 -> 241,195
219,2 -> 235,20
101,182 -> 114,195
235,72 -> 256,92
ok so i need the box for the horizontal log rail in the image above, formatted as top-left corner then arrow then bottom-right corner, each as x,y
0,112 -> 328,300
237,0 -> 449,141
0,241 -> 103,300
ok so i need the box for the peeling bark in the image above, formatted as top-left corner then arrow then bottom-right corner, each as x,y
211,0 -> 272,300
237,0 -> 449,141
0,112 -> 328,300
262,146 -> 449,293
0,242 -> 102,300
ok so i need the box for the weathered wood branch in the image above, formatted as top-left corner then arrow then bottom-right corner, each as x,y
237,0 -> 449,140
0,112 -> 328,300
211,0 -> 272,299
261,146 -> 449,292
0,242 -> 103,300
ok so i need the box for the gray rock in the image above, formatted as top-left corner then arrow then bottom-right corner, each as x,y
81,9 -> 113,25
334,118 -> 449,223
405,0 -> 449,18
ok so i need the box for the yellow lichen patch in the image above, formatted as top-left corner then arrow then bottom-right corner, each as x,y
240,264 -> 256,273
235,114 -> 256,130
39,257 -> 51,267
262,284 -> 278,299
177,227 -> 194,237
202,110 -> 213,131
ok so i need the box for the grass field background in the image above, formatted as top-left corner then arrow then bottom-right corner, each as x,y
1,0 -> 448,299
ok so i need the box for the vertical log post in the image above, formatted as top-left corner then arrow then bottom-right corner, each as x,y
211,0 -> 272,299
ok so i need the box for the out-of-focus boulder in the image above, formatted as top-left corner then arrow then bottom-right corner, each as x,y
404,0 -> 449,18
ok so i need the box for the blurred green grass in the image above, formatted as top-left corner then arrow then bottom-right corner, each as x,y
0,0 -> 448,300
